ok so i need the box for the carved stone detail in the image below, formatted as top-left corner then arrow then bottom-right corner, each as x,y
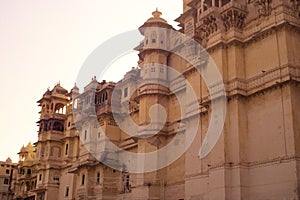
249,0 -> 272,16
291,0 -> 300,17
221,9 -> 247,31
196,15 -> 218,39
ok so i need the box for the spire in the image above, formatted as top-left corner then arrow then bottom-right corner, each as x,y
152,8 -> 162,18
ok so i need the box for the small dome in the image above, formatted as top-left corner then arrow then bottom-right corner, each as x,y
139,9 -> 173,34
53,82 -> 68,94
25,142 -> 35,152
145,9 -> 168,24
6,157 -> 12,163
71,83 -> 79,92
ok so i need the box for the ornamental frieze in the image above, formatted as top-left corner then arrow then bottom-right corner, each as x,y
248,0 -> 272,16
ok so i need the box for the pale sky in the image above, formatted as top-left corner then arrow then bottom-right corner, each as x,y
0,0 -> 183,162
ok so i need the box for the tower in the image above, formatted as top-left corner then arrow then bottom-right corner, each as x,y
35,83 -> 69,200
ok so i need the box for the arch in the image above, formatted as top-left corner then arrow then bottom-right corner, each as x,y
52,121 -> 64,132
55,103 -> 65,114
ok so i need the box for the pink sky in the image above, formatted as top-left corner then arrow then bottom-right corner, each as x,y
0,0 -> 182,162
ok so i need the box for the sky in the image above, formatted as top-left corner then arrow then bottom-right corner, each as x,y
0,0 -> 183,162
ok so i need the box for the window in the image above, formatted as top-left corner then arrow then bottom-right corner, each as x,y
124,88 -> 128,98
68,121 -> 71,127
4,178 -> 9,185
81,174 -> 85,185
27,169 -> 31,175
160,68 -> 164,73
151,67 -> 155,72
6,169 -> 10,174
65,144 -> 69,155
53,176 -> 60,182
97,172 -> 100,184
98,132 -> 101,138
65,186 -> 69,197
39,174 -> 42,181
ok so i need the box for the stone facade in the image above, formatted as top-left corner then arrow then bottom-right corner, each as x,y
0,158 -> 16,200
5,0 -> 300,199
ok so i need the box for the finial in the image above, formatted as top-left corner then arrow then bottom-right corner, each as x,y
152,9 -> 162,18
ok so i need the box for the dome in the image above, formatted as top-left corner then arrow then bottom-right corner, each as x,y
139,9 -> 173,31
145,9 -> 168,24
53,82 -> 68,95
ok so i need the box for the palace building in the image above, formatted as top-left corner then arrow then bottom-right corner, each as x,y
3,0 -> 300,199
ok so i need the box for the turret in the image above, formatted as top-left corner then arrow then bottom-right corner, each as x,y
137,9 -> 174,82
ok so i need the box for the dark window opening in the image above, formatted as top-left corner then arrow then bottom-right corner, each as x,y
39,174 -> 42,181
6,169 -> 10,174
82,174 -> 85,185
52,121 -> 64,132
27,169 -> 31,175
65,144 -> 69,155
4,178 -> 9,185
65,187 -> 69,197
97,172 -> 100,184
